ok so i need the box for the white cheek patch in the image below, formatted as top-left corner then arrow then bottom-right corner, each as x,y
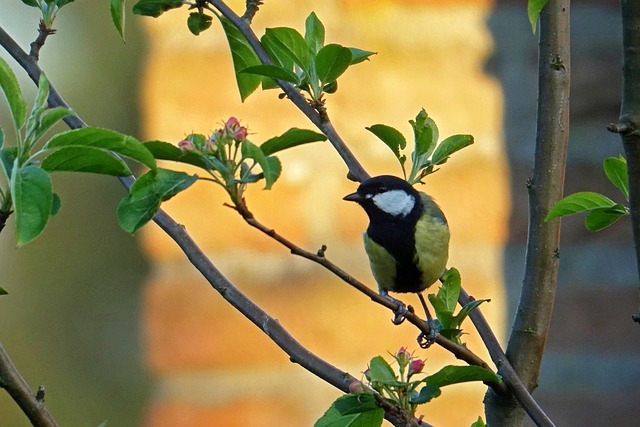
372,190 -> 415,217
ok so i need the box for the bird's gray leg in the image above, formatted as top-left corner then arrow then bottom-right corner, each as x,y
379,286 -> 408,325
417,293 -> 439,348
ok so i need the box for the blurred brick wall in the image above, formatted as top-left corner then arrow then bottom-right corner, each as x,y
139,1 -> 508,426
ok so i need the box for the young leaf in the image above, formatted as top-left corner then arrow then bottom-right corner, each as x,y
117,168 -> 197,233
368,355 -> 397,384
143,140 -> 208,170
437,268 -> 461,314
55,0 -> 75,6
348,48 -> 376,65
187,12 -> 213,36
527,0 -> 550,33
241,140 -> 281,189
603,155 -> 628,200
0,57 -> 27,130
470,417 -> 487,427
110,0 -> 125,40
21,0 -> 39,6
262,28 -> 311,72
546,191 -> 617,222
365,124 -> 407,162
0,147 -> 17,179
410,109 -> 438,159
452,298 -> 490,327
431,134 -> 474,166
0,287 -> 7,296
260,128 -> 326,156
45,127 -> 156,170
305,12 -> 325,55
51,192 -> 61,216
41,146 -> 133,176
26,106 -> 75,149
219,17 -> 262,101
412,365 -> 501,405
132,0 -> 184,17
11,165 -> 53,246
239,64 -> 301,85
585,204 -> 628,232
314,394 -> 383,427
316,44 -> 352,85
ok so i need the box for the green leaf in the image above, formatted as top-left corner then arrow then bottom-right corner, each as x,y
260,128 -> 326,156
45,127 -> 156,170
26,106 -> 75,149
0,287 -> 7,296
11,166 -> 52,246
21,0 -> 39,7
142,140 -> 208,170
0,57 -> 27,130
316,44 -> 352,85
55,0 -> 75,6
527,0 -> 550,33
0,126 -> 4,148
305,12 -> 325,55
452,298 -> 489,327
585,204 -> 628,232
117,169 -> 197,233
0,147 -> 17,179
545,191 -> 617,221
411,109 -> 438,159
426,365 -> 501,388
431,134 -> 474,166
470,417 -> 487,427
110,0 -> 125,40
132,0 -> 183,17
41,146 -> 132,176
219,17 -> 262,101
365,124 -> 407,161
241,140 -> 280,189
187,12 -> 213,36
603,155 -> 628,200
239,64 -> 301,85
438,268 -> 461,314
348,48 -> 376,65
51,192 -> 61,216
315,394 -> 383,427
262,27 -> 311,72
412,365 -> 501,405
368,356 -> 396,384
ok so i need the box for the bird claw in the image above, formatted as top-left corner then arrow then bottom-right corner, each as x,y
392,304 -> 408,325
417,319 -> 439,349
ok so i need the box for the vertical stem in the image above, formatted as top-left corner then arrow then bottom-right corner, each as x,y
486,1 -> 570,425
615,0 -> 640,323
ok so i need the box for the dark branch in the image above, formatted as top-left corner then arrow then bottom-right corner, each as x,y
616,0 -> 640,323
0,340 -> 59,427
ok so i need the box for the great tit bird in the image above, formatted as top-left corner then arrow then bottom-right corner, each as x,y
343,175 -> 450,345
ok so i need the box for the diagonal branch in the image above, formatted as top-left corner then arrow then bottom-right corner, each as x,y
0,340 -> 59,427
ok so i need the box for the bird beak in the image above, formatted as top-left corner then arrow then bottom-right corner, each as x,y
343,191 -> 364,202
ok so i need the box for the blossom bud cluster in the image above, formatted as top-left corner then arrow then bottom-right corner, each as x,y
178,117 -> 248,155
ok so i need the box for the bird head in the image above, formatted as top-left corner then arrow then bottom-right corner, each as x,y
343,175 -> 422,223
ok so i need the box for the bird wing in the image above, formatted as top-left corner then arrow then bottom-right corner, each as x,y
363,232 -> 397,292
414,193 -> 450,289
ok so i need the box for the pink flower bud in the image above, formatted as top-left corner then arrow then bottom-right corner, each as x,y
178,139 -> 195,152
395,347 -> 412,369
224,117 -> 248,141
408,359 -> 425,377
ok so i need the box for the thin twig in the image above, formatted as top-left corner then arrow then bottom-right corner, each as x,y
0,340 -> 59,427
29,20 -> 55,61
